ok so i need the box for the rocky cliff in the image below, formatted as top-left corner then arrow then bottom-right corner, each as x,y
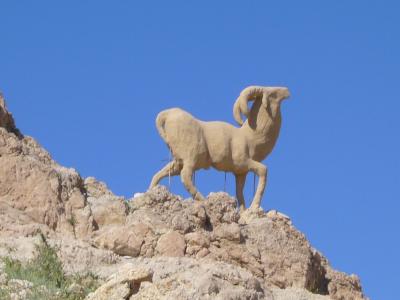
0,95 -> 367,299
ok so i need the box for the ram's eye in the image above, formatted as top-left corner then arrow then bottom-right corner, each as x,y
269,92 -> 277,99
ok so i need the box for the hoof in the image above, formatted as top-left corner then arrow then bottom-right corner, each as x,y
148,182 -> 158,190
248,205 -> 263,214
193,192 -> 205,201
239,206 -> 264,224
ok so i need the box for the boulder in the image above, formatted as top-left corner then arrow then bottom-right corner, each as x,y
88,195 -> 128,227
155,231 -> 186,257
213,222 -> 241,242
94,223 -> 155,257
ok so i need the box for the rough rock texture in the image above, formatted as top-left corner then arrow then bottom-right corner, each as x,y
0,96 -> 367,300
155,230 -> 186,257
121,188 -> 365,299
0,94 -> 21,137
86,257 -> 271,300
0,117 -> 94,239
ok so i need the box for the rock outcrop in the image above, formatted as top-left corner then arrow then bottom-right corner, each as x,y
86,257 -> 270,300
0,95 -> 367,300
0,93 -> 21,137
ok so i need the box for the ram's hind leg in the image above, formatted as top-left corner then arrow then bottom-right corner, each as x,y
235,173 -> 247,212
180,165 -> 205,201
149,160 -> 183,189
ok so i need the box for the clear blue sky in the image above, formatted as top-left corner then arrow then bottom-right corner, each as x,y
1,1 -> 399,299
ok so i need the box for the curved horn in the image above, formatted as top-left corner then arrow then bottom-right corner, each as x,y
233,86 -> 268,125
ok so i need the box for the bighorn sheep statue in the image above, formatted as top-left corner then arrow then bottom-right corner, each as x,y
150,86 -> 290,211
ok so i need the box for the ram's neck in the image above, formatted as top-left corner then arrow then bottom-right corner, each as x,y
241,100 -> 282,161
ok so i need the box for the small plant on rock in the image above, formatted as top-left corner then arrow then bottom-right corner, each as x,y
2,233 -> 99,300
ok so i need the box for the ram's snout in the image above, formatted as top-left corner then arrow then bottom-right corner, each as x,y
276,87 -> 290,102
283,88 -> 290,99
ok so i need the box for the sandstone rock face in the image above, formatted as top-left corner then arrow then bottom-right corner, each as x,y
94,223 -> 156,257
155,231 -> 186,257
0,96 -> 367,300
86,267 -> 153,300
86,257 -> 271,300
87,195 -> 127,227
0,94 -> 21,137
0,123 -> 94,239
85,177 -> 128,227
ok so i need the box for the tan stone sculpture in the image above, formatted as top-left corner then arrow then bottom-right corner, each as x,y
150,86 -> 290,211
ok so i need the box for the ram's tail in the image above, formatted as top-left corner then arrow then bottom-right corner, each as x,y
155,110 -> 169,144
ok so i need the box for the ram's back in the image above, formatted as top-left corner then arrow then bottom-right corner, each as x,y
156,108 -> 209,167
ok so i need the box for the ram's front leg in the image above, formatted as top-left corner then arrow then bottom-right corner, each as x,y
247,160 -> 267,211
180,165 -> 205,201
